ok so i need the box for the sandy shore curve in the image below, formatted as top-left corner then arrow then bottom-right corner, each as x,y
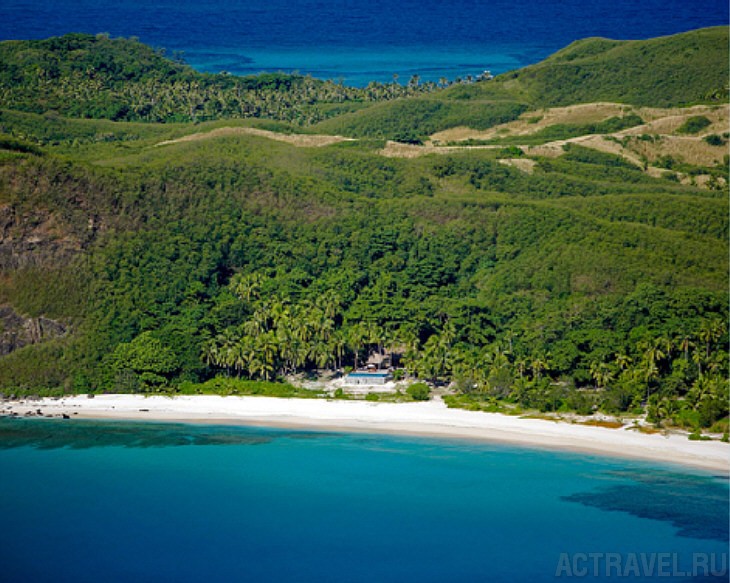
3,395 -> 728,473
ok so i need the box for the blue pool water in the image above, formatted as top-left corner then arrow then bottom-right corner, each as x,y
0,0 -> 727,85
0,418 -> 727,582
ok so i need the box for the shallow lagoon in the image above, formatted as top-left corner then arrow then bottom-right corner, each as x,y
0,418 -> 727,582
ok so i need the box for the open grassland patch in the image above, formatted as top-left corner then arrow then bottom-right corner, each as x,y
379,103 -> 728,189
498,158 -> 537,174
431,102 -> 632,143
156,127 -> 353,148
623,104 -> 727,136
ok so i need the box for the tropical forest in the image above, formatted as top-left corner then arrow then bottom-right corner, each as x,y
0,27 -> 728,435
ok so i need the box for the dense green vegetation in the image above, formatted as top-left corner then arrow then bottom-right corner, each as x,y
0,33 -> 439,125
0,29 -> 727,433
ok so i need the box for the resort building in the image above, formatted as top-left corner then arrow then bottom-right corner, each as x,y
344,371 -> 392,386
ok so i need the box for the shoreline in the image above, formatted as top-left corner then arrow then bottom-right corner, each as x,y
2,394 -> 728,473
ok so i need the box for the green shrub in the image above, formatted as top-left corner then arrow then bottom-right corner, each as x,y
708,417 -> 729,434
677,115 -> 711,134
688,430 -> 712,441
406,382 -> 431,401
703,134 -> 727,146
673,408 -> 701,430
497,146 -> 525,158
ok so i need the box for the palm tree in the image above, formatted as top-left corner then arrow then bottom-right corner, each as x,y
235,336 -> 256,376
201,337 -> 220,369
515,358 -> 527,380
698,318 -> 725,358
589,362 -> 614,389
256,332 -> 279,380
363,320 -> 383,366
233,272 -> 264,303
642,359 -> 659,404
277,327 -> 296,375
657,335 -> 673,358
676,334 -> 694,362
644,341 -> 665,367
503,330 -> 516,353
531,357 -> 547,382
316,290 -> 341,320
656,398 -> 678,422
217,329 -> 239,376
485,345 -> 510,377
615,353 -> 632,371
381,327 -> 398,370
397,326 -> 420,378
691,347 -> 705,377
689,376 -> 716,410
331,330 -> 347,371
311,340 -> 334,371
348,323 -> 368,371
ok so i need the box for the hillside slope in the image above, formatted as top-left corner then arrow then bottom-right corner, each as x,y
315,27 -> 729,140
0,29 -> 727,431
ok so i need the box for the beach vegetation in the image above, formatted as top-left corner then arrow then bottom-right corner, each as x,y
176,377 -> 322,398
406,382 -> 431,401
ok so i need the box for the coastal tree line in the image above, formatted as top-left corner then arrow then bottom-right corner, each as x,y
0,34 -> 449,126
181,272 -> 729,431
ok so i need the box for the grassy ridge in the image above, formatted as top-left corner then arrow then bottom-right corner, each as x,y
446,26 -> 729,108
513,27 -> 729,107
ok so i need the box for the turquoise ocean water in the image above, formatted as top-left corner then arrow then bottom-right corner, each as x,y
0,0 -> 727,85
0,418 -> 727,582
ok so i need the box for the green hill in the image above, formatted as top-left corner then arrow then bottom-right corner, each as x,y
315,27 -> 729,140
499,26 -> 730,107
0,29 -> 727,431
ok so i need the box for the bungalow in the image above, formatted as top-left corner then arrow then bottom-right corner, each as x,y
344,371 -> 392,386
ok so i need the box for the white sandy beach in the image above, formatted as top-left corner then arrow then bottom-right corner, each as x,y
3,394 -> 728,472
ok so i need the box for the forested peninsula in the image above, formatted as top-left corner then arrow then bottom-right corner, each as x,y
0,28 -> 727,435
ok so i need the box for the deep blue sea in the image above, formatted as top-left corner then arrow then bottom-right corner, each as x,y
0,0 -> 727,85
0,418 -> 727,582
